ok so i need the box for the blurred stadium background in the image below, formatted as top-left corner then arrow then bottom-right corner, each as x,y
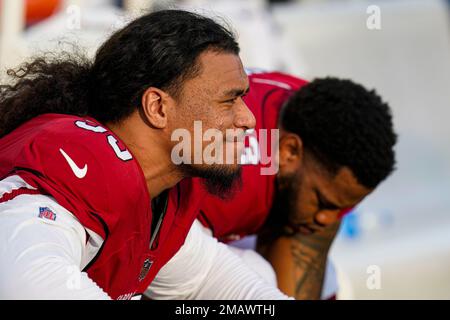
1,0 -> 449,299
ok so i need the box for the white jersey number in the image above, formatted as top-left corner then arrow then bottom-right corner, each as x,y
75,120 -> 133,161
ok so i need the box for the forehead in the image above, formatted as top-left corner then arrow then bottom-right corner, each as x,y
314,165 -> 372,206
189,50 -> 248,93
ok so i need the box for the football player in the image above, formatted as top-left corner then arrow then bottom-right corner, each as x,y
0,11 -> 290,300
150,70 -> 396,300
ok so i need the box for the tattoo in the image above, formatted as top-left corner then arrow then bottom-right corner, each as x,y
290,228 -> 337,299
258,221 -> 341,300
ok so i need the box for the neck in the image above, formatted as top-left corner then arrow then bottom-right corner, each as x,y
107,112 -> 184,199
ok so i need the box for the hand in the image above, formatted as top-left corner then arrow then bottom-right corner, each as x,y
257,220 -> 341,300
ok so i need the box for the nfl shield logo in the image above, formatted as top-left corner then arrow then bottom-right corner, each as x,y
138,258 -> 153,282
38,207 -> 57,221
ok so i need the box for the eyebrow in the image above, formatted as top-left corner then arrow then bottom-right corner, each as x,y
223,86 -> 250,98
315,189 -> 340,210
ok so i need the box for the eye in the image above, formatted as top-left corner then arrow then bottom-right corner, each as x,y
316,191 -> 339,211
223,97 -> 238,104
317,196 -> 325,209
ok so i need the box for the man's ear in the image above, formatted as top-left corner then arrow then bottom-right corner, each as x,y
279,133 -> 303,175
141,87 -> 171,129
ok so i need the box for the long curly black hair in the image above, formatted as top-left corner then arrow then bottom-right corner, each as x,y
0,9 -> 239,137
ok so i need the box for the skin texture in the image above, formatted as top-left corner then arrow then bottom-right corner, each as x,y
107,50 -> 255,199
173,50 -> 252,175
258,221 -> 341,300
257,130 -> 372,299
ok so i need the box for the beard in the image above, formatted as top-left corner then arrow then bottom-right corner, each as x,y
179,163 -> 243,200
274,173 -> 299,222
260,173 -> 299,238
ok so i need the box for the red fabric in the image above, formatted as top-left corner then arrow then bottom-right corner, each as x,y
0,187 -> 41,204
0,114 -> 206,299
338,207 -> 354,218
197,71 -> 352,241
198,71 -> 307,241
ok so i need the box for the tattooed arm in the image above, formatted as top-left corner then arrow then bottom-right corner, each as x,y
256,222 -> 340,300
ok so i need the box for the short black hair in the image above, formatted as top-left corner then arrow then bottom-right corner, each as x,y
0,9 -> 239,137
280,77 -> 397,189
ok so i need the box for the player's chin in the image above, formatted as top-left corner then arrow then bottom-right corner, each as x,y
218,162 -> 241,174
205,162 -> 242,178
190,163 -> 243,199
185,162 -> 242,182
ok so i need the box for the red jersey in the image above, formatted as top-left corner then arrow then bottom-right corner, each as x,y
198,71 -> 308,241
0,114 -> 205,299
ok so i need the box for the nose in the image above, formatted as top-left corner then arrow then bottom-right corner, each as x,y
315,210 -> 340,226
234,98 -> 256,130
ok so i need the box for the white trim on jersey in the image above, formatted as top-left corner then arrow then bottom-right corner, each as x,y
0,174 -> 37,197
244,68 -> 294,90
244,67 -> 270,76
0,191 -> 110,299
0,175 -> 104,271
0,178 -> 291,300
251,78 -> 293,90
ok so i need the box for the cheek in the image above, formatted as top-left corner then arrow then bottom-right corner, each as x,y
185,92 -> 234,131
296,181 -> 319,216
181,90 -> 209,116
287,182 -> 313,220
175,103 -> 213,133
191,100 -> 221,127
201,108 -> 234,134
297,192 -> 317,218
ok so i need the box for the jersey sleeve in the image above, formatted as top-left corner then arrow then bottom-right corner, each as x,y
12,118 -> 140,239
0,192 -> 111,299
